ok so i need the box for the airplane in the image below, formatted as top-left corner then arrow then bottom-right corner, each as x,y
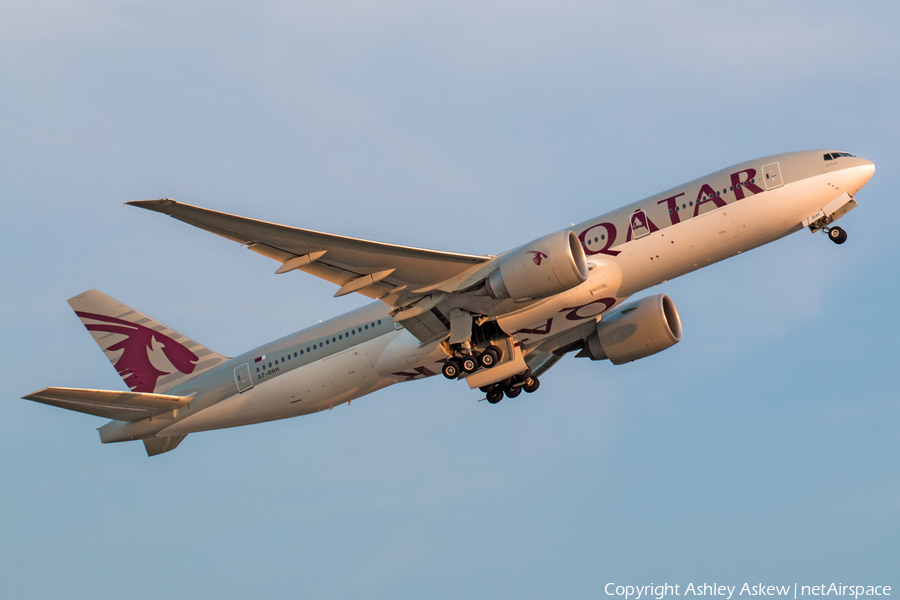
22,150 -> 875,456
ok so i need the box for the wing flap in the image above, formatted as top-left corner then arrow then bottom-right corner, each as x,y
128,199 -> 490,297
22,387 -> 193,422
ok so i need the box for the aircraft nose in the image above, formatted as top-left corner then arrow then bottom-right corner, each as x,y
857,159 -> 875,185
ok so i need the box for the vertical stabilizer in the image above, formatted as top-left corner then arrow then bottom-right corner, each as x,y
68,290 -> 228,394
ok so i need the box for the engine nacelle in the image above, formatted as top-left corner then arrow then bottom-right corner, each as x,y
581,294 -> 682,364
485,230 -> 588,301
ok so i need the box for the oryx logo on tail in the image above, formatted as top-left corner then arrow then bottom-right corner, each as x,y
75,311 -> 199,393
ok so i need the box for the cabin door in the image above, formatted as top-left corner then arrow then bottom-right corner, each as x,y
630,209 -> 651,239
234,363 -> 254,393
762,162 -> 783,189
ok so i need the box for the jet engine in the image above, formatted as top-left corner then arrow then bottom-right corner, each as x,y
580,294 -> 682,364
485,230 -> 589,301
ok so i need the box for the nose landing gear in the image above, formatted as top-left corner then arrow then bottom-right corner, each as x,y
827,226 -> 848,245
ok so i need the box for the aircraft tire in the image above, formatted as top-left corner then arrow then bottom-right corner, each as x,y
504,386 -> 522,399
442,360 -> 461,379
487,390 -> 504,404
829,226 -> 847,244
461,355 -> 478,373
523,376 -> 541,393
479,349 -> 497,369
486,344 -> 503,361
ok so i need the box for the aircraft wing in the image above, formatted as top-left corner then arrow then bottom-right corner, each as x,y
22,387 -> 194,422
128,199 -> 492,302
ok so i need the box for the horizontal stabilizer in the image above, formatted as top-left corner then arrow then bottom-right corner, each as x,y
22,387 -> 194,422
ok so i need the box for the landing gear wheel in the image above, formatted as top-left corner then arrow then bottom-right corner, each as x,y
479,384 -> 496,393
460,354 -> 478,373
504,386 -> 522,399
486,345 -> 503,362
479,349 -> 497,369
828,226 -> 847,245
487,390 -> 504,404
523,376 -> 541,393
442,360 -> 461,379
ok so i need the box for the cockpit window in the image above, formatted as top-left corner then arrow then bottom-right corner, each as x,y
825,152 -> 856,161
824,153 -> 833,160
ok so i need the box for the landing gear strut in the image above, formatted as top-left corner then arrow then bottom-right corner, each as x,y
827,226 -> 847,245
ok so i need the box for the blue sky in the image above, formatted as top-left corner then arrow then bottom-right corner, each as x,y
1,1 -> 897,598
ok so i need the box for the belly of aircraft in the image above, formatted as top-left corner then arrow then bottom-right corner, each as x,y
160,337 -> 397,435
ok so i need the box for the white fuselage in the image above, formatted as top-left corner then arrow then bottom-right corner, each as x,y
98,150 -> 874,444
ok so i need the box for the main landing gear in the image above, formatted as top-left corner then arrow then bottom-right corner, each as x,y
440,341 -> 541,405
441,344 -> 503,380
825,225 -> 847,245
480,370 -> 541,404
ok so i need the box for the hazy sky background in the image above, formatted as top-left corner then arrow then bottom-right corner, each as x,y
2,1 -> 897,598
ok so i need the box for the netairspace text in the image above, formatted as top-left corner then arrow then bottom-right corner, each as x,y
604,583 -> 892,600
